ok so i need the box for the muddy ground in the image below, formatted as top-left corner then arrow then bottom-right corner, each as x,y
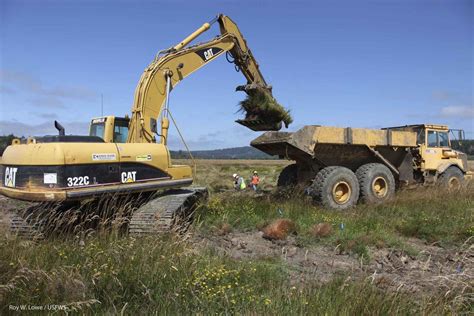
193,231 -> 473,298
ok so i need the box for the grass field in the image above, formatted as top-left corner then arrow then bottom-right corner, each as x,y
0,159 -> 473,314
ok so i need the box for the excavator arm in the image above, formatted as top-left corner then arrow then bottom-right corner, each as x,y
127,14 -> 289,144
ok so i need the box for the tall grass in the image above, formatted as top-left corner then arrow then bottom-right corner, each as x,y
0,235 -> 465,314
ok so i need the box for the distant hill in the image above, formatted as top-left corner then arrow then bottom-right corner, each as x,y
170,146 -> 275,159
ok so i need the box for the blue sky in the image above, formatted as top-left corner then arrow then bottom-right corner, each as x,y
0,0 -> 472,149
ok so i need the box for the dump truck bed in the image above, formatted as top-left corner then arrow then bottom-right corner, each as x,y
252,125 -> 417,157
251,125 -> 417,176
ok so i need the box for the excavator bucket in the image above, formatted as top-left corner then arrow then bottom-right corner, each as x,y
235,118 -> 282,131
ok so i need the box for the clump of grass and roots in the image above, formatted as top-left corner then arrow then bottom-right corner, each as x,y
239,87 -> 293,128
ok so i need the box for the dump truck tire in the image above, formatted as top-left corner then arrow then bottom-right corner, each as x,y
277,164 -> 298,187
356,163 -> 395,204
309,166 -> 359,210
438,166 -> 464,189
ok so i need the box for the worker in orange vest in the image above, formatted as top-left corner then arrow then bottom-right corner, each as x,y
250,170 -> 260,191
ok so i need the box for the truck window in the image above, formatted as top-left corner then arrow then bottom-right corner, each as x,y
416,129 -> 425,144
438,132 -> 449,147
427,131 -> 437,147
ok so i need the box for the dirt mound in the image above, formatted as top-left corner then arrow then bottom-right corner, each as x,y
262,219 -> 296,240
310,222 -> 333,237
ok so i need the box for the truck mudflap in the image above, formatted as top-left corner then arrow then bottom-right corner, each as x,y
0,178 -> 193,202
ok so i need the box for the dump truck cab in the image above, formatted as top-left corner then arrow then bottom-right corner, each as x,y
387,124 -> 469,185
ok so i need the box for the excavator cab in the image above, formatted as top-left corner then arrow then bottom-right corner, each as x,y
89,116 -> 130,143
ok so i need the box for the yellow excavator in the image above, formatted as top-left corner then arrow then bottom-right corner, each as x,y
0,14 -> 290,236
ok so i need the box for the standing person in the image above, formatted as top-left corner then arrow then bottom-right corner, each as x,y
233,173 -> 246,191
250,170 -> 260,191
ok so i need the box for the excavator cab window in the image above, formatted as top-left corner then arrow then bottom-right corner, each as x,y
90,118 -> 106,140
113,118 -> 129,143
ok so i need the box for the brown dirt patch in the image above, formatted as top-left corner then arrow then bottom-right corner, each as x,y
192,232 -> 473,297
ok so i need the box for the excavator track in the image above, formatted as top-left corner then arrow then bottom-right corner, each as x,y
8,204 -> 48,239
129,187 -> 208,236
4,187 -> 208,239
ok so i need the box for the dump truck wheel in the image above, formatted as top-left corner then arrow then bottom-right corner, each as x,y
309,166 -> 359,210
277,164 -> 298,187
356,163 -> 395,204
438,166 -> 464,189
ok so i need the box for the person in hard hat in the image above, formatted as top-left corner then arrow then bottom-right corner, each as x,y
250,170 -> 260,191
233,173 -> 246,190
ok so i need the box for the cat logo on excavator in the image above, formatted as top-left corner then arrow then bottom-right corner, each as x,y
4,167 -> 18,188
121,171 -> 137,183
195,47 -> 223,62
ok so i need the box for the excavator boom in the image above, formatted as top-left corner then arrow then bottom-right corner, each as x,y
127,14 -> 289,144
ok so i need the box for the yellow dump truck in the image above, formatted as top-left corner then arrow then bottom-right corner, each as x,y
252,124 -> 472,210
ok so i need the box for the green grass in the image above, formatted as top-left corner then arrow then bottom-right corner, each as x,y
0,235 -> 463,314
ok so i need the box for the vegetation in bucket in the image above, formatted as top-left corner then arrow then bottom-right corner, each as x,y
239,88 -> 293,128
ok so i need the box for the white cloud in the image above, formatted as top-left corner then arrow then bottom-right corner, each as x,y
34,112 -> 59,120
28,96 -> 65,108
168,126 -> 258,150
0,69 -> 98,101
0,120 -> 89,137
439,105 -> 474,118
